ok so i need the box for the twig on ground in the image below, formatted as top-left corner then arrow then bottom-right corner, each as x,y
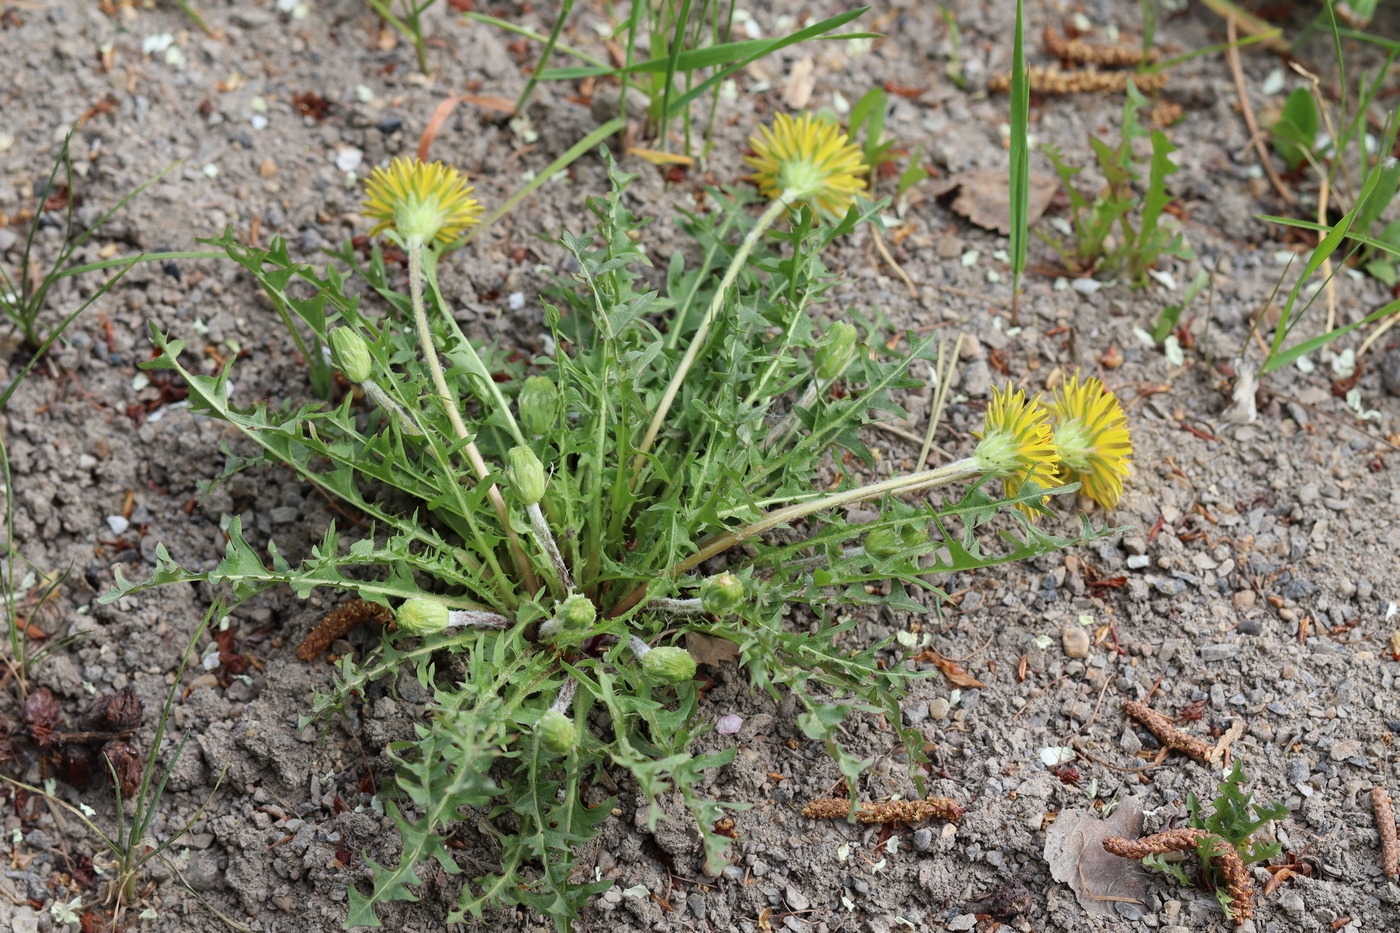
1225,16 -> 1294,205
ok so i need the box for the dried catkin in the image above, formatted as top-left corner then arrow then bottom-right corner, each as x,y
802,797 -> 964,824
1043,27 -> 1159,67
1374,786 -> 1399,879
987,67 -> 1169,95
1123,700 -> 1215,763
297,599 -> 394,660
1103,828 -> 1253,925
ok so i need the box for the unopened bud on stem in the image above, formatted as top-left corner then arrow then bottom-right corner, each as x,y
506,446 -> 546,507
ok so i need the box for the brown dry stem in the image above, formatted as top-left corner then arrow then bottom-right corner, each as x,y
1102,828 -> 1253,925
803,797 -> 964,824
988,67 -> 1168,95
1044,28 -> 1159,67
1373,786 -> 1399,879
297,599 -> 394,660
1123,700 -> 1215,764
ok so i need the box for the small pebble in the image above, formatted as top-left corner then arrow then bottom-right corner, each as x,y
911,827 -> 933,852
928,697 -> 951,720
1126,554 -> 1150,569
105,515 -> 130,535
335,148 -> 363,172
1062,625 -> 1091,659
1199,643 -> 1238,662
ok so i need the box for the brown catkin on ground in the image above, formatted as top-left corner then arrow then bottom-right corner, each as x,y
296,599 -> 395,660
803,797 -> 965,824
1123,700 -> 1215,763
1102,828 -> 1253,925
1043,27 -> 1159,67
987,67 -> 1169,95
1373,786 -> 1399,879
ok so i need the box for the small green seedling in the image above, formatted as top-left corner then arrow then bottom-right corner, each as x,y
1041,78 -> 1195,287
1144,762 -> 1288,917
847,88 -> 930,203
366,0 -> 437,75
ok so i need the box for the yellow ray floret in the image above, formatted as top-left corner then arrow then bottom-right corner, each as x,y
362,157 -> 483,244
745,113 -> 868,217
972,384 -> 1061,515
1048,372 -> 1132,509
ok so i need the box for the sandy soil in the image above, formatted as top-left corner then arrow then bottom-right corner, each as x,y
2,1 -> 1399,932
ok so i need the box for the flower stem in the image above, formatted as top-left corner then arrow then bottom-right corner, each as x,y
405,235 -> 540,596
632,194 -> 792,477
607,457 -> 984,618
526,502 -> 573,592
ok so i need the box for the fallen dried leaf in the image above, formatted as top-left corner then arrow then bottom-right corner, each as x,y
685,631 -> 741,666
1043,798 -> 1147,917
915,647 -> 986,689
932,169 -> 1057,235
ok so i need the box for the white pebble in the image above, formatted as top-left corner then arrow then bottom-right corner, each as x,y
105,515 -> 130,535
335,148 -> 363,172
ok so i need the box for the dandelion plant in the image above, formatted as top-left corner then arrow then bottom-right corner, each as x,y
111,115 -> 1128,928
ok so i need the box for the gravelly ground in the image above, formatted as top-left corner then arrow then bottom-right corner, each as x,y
2,1 -> 1399,932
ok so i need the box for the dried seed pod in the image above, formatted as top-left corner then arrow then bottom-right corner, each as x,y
802,796 -> 964,824
1374,786 -> 1399,879
1044,27 -> 1158,67
100,741 -> 143,799
988,67 -> 1169,95
297,599 -> 394,660
1103,828 -> 1252,925
21,686 -> 61,746
81,686 -> 143,733
59,742 -> 97,791
1123,700 -> 1215,763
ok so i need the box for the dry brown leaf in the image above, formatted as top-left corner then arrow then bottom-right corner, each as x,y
1043,798 -> 1147,917
686,631 -> 741,666
915,648 -> 986,689
935,169 -> 1058,235
783,56 -> 815,110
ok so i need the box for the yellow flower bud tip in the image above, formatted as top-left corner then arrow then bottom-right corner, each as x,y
1048,372 -> 1132,509
536,710 -> 576,756
745,113 -> 868,217
815,321 -> 860,381
329,327 -> 373,384
396,598 -> 451,635
699,573 -> 745,614
972,384 -> 1061,517
361,157 -> 484,245
640,646 -> 698,684
505,446 -> 546,507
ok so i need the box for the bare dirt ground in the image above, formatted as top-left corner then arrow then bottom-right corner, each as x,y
2,1 -> 1399,932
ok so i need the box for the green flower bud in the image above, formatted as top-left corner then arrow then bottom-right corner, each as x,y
699,573 -> 744,615
815,321 -> 859,381
518,376 -> 561,438
506,446 -> 546,507
397,598 -> 450,635
864,524 -> 924,560
556,593 -> 596,629
535,710 -> 576,756
330,327 -> 373,384
641,646 -> 697,684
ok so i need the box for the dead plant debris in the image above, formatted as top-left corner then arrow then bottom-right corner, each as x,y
988,67 -> 1169,95
1043,28 -> 1159,67
297,598 -> 395,660
802,796 -> 964,824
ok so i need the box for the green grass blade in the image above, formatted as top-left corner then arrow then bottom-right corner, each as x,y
460,12 -> 607,68
1008,0 -> 1029,300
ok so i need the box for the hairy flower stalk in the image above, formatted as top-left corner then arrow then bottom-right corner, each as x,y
363,157 -> 538,594
633,113 -> 869,477
611,383 -> 1061,618
507,446 -> 572,592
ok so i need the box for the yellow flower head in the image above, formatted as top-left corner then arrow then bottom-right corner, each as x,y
745,113 -> 868,217
362,157 -> 483,244
972,384 -> 1061,515
1048,372 -> 1132,509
